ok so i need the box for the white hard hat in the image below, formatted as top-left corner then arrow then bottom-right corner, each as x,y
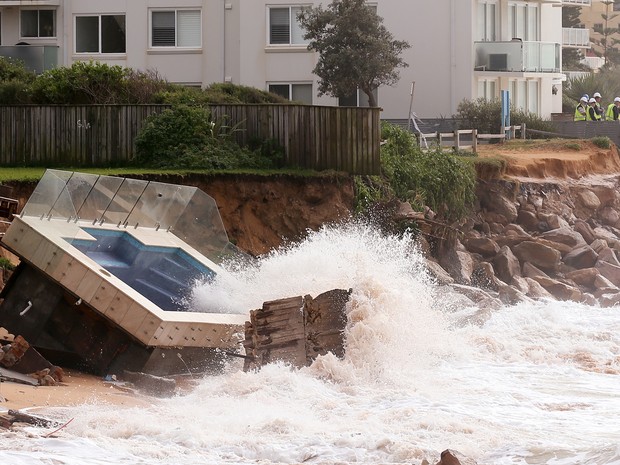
614,97 -> 620,102
580,96 -> 588,102
594,92 -> 602,98
589,97 -> 596,103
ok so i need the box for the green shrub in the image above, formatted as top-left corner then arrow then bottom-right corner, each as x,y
455,98 -> 555,138
134,105 -> 282,169
0,57 -> 36,103
591,136 -> 611,149
0,257 -> 16,271
371,122 -> 476,221
30,61 -> 171,104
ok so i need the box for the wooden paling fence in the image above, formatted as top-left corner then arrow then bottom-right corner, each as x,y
209,104 -> 381,174
0,104 -> 381,174
418,124 -> 526,152
0,105 -> 168,166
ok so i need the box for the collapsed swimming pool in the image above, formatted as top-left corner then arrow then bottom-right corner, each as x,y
66,228 -> 215,311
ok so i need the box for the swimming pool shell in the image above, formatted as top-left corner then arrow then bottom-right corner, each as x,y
66,228 -> 215,311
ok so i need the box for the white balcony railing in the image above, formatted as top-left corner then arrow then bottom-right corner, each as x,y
562,0 -> 592,5
474,41 -> 561,73
562,27 -> 590,48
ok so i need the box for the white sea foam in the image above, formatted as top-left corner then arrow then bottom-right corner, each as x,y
2,222 -> 620,464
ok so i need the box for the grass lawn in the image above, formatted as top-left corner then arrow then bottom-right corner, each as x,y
0,167 -> 328,183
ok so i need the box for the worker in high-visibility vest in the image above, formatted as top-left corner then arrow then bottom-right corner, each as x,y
574,96 -> 588,121
593,92 -> 605,120
606,97 -> 620,121
587,97 -> 602,121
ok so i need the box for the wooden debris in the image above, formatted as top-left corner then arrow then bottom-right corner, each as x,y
243,289 -> 351,371
0,335 -> 29,367
3,409 -> 61,428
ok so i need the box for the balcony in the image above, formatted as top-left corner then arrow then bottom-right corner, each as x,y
562,27 -> 590,48
474,41 -> 561,73
0,1 -> 60,4
562,0 -> 591,5
0,46 -> 58,74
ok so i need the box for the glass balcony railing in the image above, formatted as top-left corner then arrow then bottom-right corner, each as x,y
474,41 -> 561,73
562,0 -> 591,5
562,27 -> 590,48
0,45 -> 59,74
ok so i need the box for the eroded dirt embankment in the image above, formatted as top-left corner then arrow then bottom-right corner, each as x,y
1,174 -> 356,257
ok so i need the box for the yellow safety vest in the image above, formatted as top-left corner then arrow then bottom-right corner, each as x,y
586,106 -> 601,121
606,103 -> 617,120
574,104 -> 587,121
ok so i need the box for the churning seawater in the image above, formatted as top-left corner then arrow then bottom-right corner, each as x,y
1,222 -> 620,465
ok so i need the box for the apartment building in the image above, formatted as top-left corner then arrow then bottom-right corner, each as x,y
579,0 -> 619,69
0,1 -> 589,119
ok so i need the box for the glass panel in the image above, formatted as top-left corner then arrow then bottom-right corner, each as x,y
269,84 -> 290,99
76,16 -> 99,53
152,11 -> 175,47
478,80 -> 485,98
101,15 -> 126,53
270,8 -> 290,44
126,182 -> 196,230
76,174 -> 124,222
488,3 -> 496,41
170,189 -> 230,262
39,10 -> 55,37
21,169 -> 73,218
101,178 -> 149,226
177,10 -> 201,47
21,10 -> 39,38
516,6 -> 525,40
291,6 -> 308,45
476,4 -> 484,42
517,80 -> 526,110
292,84 -> 312,104
527,5 -> 538,41
62,172 -> 100,221
489,80 -> 496,100
528,80 -> 538,114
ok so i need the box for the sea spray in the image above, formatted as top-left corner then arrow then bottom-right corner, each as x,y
3,222 -> 620,465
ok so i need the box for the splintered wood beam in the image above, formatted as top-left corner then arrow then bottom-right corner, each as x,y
243,289 -> 351,371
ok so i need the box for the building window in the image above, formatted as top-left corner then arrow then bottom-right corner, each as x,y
614,1 -> 620,12
268,6 -> 308,46
477,1 -> 497,42
508,2 -> 538,41
338,88 -> 377,107
268,83 -> 313,104
477,79 -> 497,100
151,10 -> 201,48
21,9 -> 56,38
510,79 -> 539,115
76,15 -> 126,54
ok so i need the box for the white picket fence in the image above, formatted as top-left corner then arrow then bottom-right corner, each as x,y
418,124 -> 526,152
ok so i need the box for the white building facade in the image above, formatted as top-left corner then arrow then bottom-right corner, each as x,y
0,0 -> 590,119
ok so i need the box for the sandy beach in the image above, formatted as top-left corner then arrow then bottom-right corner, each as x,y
1,368 -> 152,412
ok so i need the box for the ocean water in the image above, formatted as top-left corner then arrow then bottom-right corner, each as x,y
1,222 -> 620,465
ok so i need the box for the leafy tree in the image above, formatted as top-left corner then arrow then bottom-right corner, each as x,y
591,0 -> 620,68
298,0 -> 409,107
562,5 -> 588,71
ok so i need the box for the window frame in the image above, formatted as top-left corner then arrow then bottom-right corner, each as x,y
74,14 -> 126,55
268,82 -> 313,104
20,8 -> 57,39
149,9 -> 202,49
266,5 -> 309,47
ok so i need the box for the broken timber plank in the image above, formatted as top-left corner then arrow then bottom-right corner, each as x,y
243,289 -> 351,371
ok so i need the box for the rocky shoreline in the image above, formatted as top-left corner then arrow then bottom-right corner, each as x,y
420,170 -> 620,310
